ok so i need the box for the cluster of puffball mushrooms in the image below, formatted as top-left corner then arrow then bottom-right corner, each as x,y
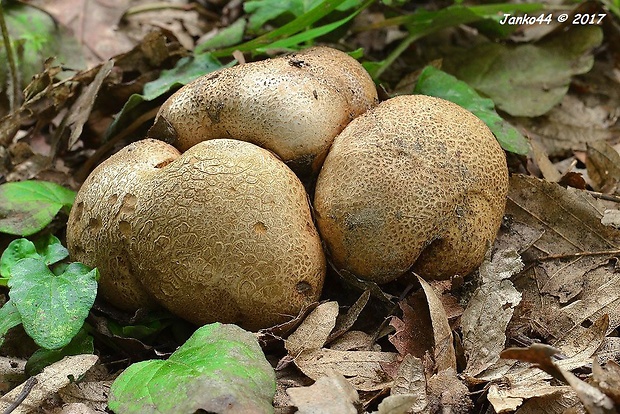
66,47 -> 509,331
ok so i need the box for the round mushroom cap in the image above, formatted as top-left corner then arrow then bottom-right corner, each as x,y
67,138 -> 326,330
149,47 -> 378,175
67,139 -> 180,310
313,95 -> 509,283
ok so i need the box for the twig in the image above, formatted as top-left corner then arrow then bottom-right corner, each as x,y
2,377 -> 38,414
536,249 -> 620,262
0,2 -> 21,111
587,190 -> 620,203
75,106 -> 160,182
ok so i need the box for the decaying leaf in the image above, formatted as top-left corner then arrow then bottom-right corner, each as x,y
586,140 -> 620,194
506,174 -> 620,304
426,369 -> 472,414
417,276 -> 456,372
462,250 -> 523,377
328,290 -> 371,342
389,296 -> 433,360
294,348 -> 397,391
0,354 -> 98,413
286,301 -> 339,356
509,387 -> 580,414
329,330 -> 379,351
501,344 -> 616,413
391,354 -> 428,412
376,394 -> 423,414
592,360 -> 620,404
287,369 -> 359,414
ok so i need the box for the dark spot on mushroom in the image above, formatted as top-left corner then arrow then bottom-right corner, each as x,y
296,281 -> 312,294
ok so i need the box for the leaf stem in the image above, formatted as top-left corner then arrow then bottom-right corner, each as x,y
0,2 -> 20,111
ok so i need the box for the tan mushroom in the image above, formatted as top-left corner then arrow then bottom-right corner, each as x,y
67,138 -> 326,330
313,95 -> 509,283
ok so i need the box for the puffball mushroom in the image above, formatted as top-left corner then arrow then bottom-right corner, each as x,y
314,95 -> 509,283
148,47 -> 378,175
66,138 -> 326,330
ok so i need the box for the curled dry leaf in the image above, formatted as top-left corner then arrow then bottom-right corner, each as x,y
586,140 -> 620,194
416,276 -> 456,372
286,301 -> 339,356
287,369 -> 359,414
461,249 -> 523,377
0,354 -> 98,413
501,344 -> 616,413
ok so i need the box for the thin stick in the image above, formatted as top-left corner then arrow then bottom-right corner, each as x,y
2,377 -> 38,414
536,249 -> 620,262
0,2 -> 21,111
75,106 -> 160,182
587,190 -> 620,203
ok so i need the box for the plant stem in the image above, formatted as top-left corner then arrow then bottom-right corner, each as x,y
0,2 -> 20,111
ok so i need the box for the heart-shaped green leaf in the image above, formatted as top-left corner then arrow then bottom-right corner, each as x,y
109,323 -> 276,414
8,259 -> 98,349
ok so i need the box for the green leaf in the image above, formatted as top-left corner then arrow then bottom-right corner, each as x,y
255,0 -> 373,52
414,66 -> 530,155
243,0 -> 360,32
369,3 -> 545,79
443,25 -> 603,117
8,259 -> 98,349
109,323 -> 277,414
195,19 -> 247,53
1,236 -> 69,278
25,328 -> 94,376
33,235 -> 69,266
0,238 -> 38,278
212,0 -> 351,57
105,53 -> 226,140
0,300 -> 22,347
0,181 -> 76,236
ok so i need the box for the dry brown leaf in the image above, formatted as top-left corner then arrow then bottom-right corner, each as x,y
586,141 -> 620,194
61,60 -> 114,151
426,369 -> 472,414
417,276 -> 456,372
506,174 -> 620,303
389,296 -> 433,360
514,94 -> 618,157
462,249 -> 523,377
328,290 -> 370,342
390,354 -> 428,413
511,387 -> 580,414
286,301 -> 339,356
294,348 -> 397,391
595,337 -> 620,364
601,209 -> 620,229
0,354 -> 98,413
58,379 -> 112,412
592,360 -> 620,404
60,402 -> 98,414
530,139 -> 562,182
287,369 -> 359,414
501,344 -> 616,413
329,331 -> 379,351
487,380 -> 573,413
375,394 -> 423,414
